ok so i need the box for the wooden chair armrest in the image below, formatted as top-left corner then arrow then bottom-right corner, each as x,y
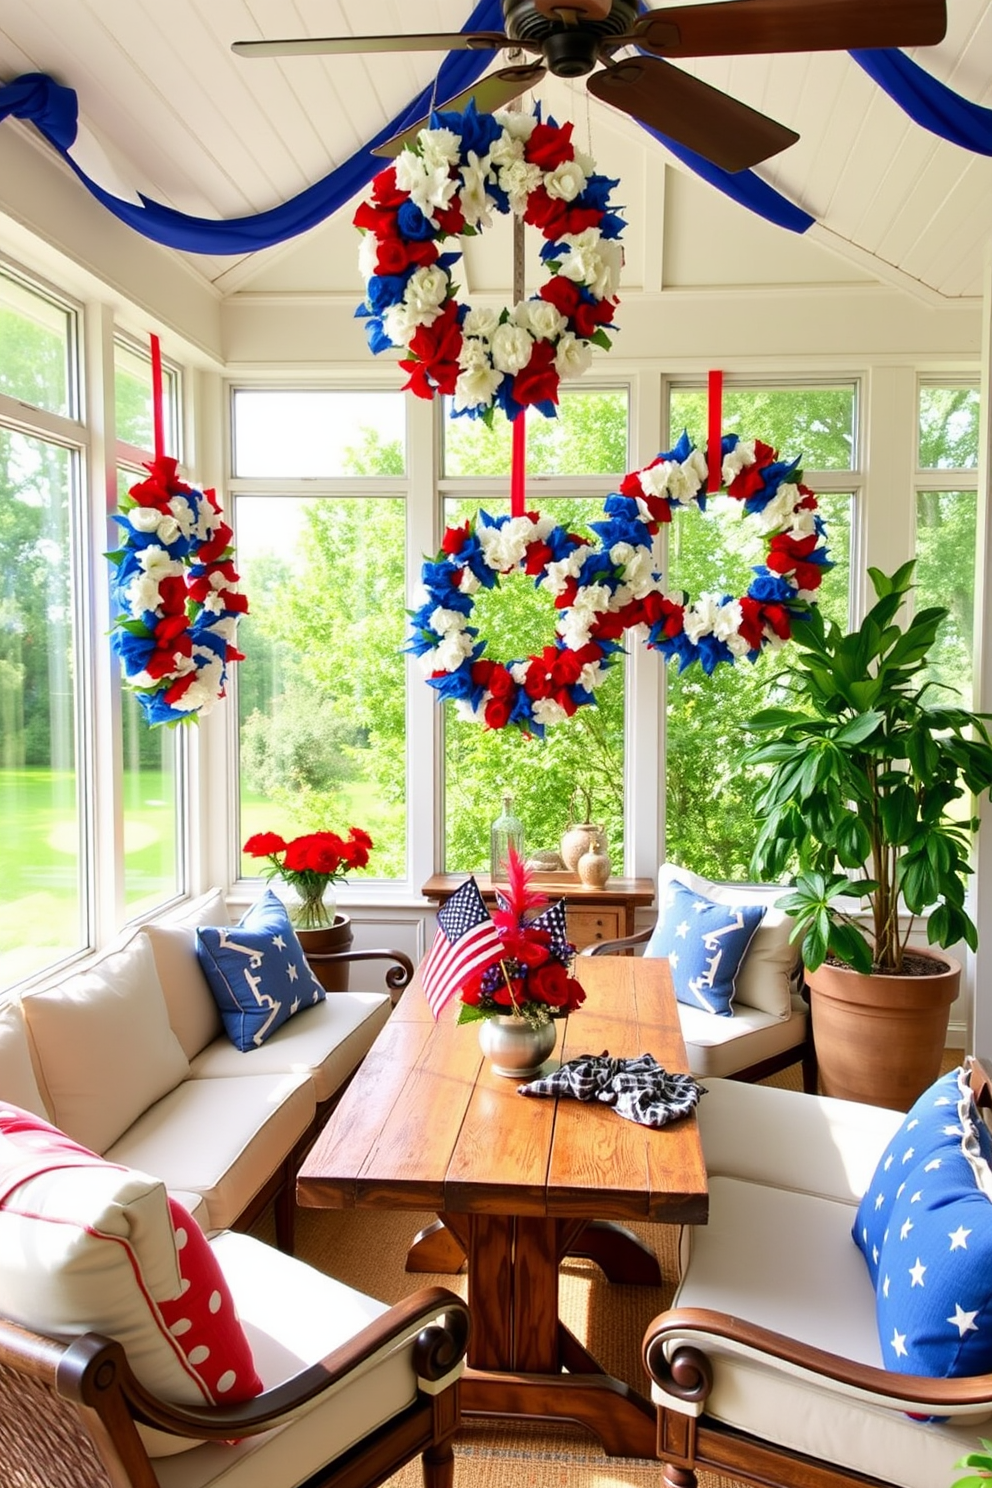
643,1305 -> 992,1416
303,947 -> 414,995
581,927 -> 652,957
41,1285 -> 469,1444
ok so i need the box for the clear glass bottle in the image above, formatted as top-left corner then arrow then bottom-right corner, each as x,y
490,792 -> 524,881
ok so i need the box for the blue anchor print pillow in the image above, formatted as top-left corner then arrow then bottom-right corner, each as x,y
195,889 -> 325,1052
645,878 -> 765,1017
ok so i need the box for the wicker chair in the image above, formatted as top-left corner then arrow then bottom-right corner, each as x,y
0,1272 -> 469,1488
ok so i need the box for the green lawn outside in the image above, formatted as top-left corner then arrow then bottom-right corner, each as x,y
0,768 -> 177,986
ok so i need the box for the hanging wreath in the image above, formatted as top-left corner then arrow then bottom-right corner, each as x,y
354,101 -> 625,426
615,430 -> 832,675
107,455 -> 248,727
406,502 -> 665,737
407,434 -> 830,732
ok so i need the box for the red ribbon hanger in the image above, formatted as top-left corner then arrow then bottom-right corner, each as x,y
150,332 -> 165,462
707,368 -> 723,494
511,414 -> 527,518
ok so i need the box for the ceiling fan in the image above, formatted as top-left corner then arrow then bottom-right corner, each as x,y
232,0 -> 946,174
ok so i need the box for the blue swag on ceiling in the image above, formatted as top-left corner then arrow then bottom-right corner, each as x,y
1,0 -> 990,254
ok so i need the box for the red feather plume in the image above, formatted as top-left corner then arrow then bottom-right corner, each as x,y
499,844 -> 547,927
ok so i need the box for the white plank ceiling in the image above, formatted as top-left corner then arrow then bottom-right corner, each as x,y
1,0 -> 990,303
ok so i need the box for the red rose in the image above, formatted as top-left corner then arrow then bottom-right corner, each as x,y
443,521 -> 471,556
561,205 -> 604,236
737,596 -> 766,651
524,120 -> 575,171
523,185 -> 569,236
484,696 -> 512,730
157,574 -> 188,615
400,361 -> 437,400
471,658 -> 496,687
405,301 -> 463,396
512,341 -> 560,409
370,166 -> 407,209
434,200 -> 466,235
487,665 -> 516,700
571,296 -> 615,339
539,275 -> 581,318
352,200 -> 398,236
163,672 -> 198,707
524,540 -> 553,575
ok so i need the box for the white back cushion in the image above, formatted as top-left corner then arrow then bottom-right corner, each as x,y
20,934 -> 189,1153
656,864 -> 800,1019
0,1002 -> 50,1119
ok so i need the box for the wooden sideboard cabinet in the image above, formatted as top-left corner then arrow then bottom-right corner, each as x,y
421,873 -> 655,951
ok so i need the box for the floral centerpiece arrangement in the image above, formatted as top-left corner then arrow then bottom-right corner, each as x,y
456,848 -> 584,1028
243,828 -> 373,930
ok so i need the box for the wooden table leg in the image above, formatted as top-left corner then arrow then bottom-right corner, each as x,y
566,1219 -> 663,1285
448,1211 -> 658,1457
405,1218 -> 467,1273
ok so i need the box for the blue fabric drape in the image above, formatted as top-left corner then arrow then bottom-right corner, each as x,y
0,0 -> 505,254
851,47 -> 992,155
1,11 -> 988,255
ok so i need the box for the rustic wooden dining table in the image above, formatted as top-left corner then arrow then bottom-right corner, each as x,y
296,953 -> 708,1458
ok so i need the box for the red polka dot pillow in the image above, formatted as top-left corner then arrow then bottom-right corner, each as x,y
0,1103 -> 262,1455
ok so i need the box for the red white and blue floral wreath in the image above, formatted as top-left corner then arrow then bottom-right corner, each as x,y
354,101 -> 624,427
616,430 -> 832,674
407,433 -> 830,734
108,456 -> 248,727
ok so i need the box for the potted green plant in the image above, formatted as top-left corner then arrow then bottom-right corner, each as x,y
742,561 -> 992,1109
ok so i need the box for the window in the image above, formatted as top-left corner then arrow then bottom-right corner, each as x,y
0,270 -> 84,984
232,391 -> 407,879
664,384 -> 857,880
441,390 -> 629,872
114,341 -> 182,913
915,384 -> 979,710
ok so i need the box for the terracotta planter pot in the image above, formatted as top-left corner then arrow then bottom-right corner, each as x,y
807,950 -> 960,1111
293,913 -> 354,993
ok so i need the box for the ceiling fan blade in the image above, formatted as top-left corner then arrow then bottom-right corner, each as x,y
372,64 -> 548,157
232,31 -> 512,60
629,0 -> 947,59
587,55 -> 799,172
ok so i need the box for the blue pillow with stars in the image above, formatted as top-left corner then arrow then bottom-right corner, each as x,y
852,1067 -> 992,1286
644,879 -> 765,1017
873,1106 -> 992,1384
195,889 -> 325,1052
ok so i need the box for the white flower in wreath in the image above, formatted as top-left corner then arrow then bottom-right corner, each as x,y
755,483 -> 804,534
458,336 -> 491,373
509,660 -> 530,685
381,302 -> 418,347
515,298 -> 564,341
457,568 -> 482,595
454,697 -> 484,723
137,545 -> 182,581
493,109 -> 537,142
429,605 -> 469,636
544,545 -> 595,597
462,306 -> 501,340
459,151 -> 497,228
419,127 -> 462,173
668,450 -> 710,502
531,697 -> 571,727
428,631 -> 475,672
557,230 -> 622,299
454,364 -> 503,413
579,659 -> 607,692
404,265 -> 449,323
203,615 -> 241,645
491,323 -> 534,375
128,507 -> 164,535
554,331 -> 593,380
498,157 -> 543,213
358,230 -> 379,282
490,130 -> 525,168
545,158 -> 587,203
789,505 -> 818,539
722,440 -> 756,482
557,610 -> 594,650
395,156 -> 458,220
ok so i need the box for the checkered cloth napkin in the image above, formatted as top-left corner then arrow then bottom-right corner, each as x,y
517,1052 -> 705,1128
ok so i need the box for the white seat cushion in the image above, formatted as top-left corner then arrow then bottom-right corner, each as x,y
188,993 -> 391,1103
678,992 -> 808,1079
697,1077 -> 904,1203
144,922 -> 226,1061
152,1231 -> 459,1487
665,1176 -> 984,1488
105,1073 -> 315,1233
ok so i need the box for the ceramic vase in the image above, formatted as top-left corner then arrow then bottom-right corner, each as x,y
478,1015 -> 557,1079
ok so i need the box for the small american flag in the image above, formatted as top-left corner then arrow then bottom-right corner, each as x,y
422,877 -> 504,1019
526,898 -> 573,959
